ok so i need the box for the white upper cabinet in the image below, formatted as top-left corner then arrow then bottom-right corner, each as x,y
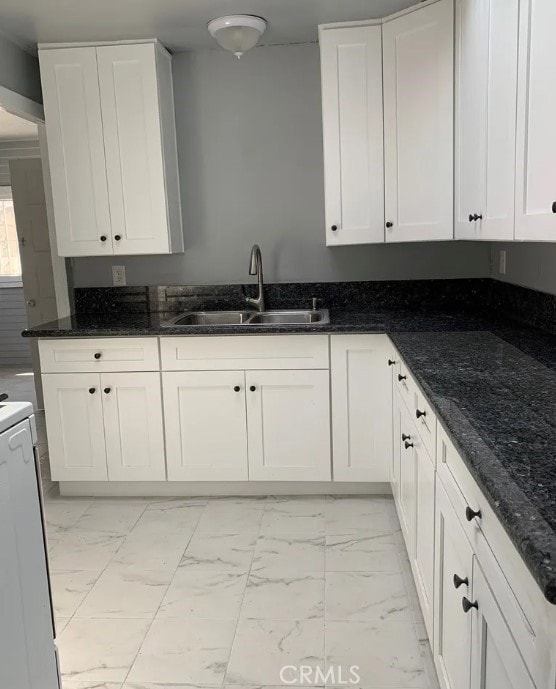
319,25 -> 385,246
39,40 -> 183,257
515,0 -> 556,241
455,0 -> 519,241
383,0 -> 454,243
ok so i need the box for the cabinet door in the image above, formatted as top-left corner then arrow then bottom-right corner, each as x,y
246,370 -> 331,481
413,439 -> 435,636
97,43 -> 171,255
434,478 -> 473,689
101,372 -> 166,481
469,561 -> 536,689
383,0 -> 454,242
39,47 -> 112,257
391,387 -> 404,505
163,371 -> 248,481
515,0 -> 556,240
320,25 -> 384,245
331,335 -> 392,481
455,0 -> 519,241
42,373 -> 107,481
398,403 -> 416,551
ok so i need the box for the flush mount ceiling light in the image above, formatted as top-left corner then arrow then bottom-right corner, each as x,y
207,15 -> 267,59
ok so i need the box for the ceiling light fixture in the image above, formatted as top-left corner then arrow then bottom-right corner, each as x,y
207,15 -> 267,59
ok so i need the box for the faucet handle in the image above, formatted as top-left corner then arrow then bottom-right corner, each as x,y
311,297 -> 318,311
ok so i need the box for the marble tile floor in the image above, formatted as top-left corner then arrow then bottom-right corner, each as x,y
0,365 -> 38,408
42,493 -> 441,689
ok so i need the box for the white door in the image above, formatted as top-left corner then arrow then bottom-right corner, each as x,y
10,158 -> 59,407
0,419 -> 59,689
163,371 -> 248,481
469,560 -> 536,689
433,478 -> 473,689
97,43 -> 170,255
383,0 -> 454,242
455,0 -> 519,240
515,0 -> 556,240
39,47 -> 113,257
330,335 -> 392,481
391,387 -> 404,504
320,25 -> 384,245
246,369 -> 331,481
413,441 -> 435,636
101,372 -> 165,481
42,373 -> 107,481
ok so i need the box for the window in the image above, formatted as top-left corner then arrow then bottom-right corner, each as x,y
0,190 -> 22,286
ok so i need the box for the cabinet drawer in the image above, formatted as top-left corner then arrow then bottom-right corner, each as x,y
160,335 -> 330,371
395,356 -> 437,460
394,358 -> 414,405
39,338 -> 160,373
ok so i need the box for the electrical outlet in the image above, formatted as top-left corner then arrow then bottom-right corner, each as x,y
499,250 -> 507,275
112,265 -> 126,286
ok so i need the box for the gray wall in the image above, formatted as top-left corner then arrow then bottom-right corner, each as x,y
0,34 -> 41,103
72,43 -> 491,287
491,243 -> 556,296
0,288 -> 31,366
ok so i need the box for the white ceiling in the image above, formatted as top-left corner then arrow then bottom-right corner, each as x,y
0,110 -> 38,141
0,0 -> 416,52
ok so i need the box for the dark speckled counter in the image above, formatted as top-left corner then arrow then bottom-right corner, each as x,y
23,306 -> 556,603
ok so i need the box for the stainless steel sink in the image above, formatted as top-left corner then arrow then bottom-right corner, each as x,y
164,310 -> 255,326
248,309 -> 330,325
161,308 -> 330,327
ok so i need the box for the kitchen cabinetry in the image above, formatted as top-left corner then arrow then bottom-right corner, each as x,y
42,371 -> 165,482
514,0 -> 556,241
39,40 -> 183,257
454,0 -> 519,241
319,24 -> 384,246
330,335 -> 392,482
383,0 -> 454,242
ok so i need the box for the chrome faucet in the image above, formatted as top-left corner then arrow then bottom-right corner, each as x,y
245,244 -> 265,312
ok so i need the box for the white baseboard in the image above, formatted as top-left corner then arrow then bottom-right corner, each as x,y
59,481 -> 392,498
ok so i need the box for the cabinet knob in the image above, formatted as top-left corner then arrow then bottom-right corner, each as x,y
453,574 -> 469,589
331,225 -> 338,232
416,408 -> 426,419
401,433 -> 411,441
469,213 -> 483,222
94,352 -> 102,360
398,374 -> 407,382
88,387 -> 96,394
468,214 -> 475,222
465,506 -> 482,522
114,234 -> 122,241
462,597 -> 478,613
388,359 -> 396,366
100,235 -> 107,242
385,221 -> 393,228
103,387 -> 111,394
474,213 -> 483,221
404,440 -> 414,449
234,385 -> 241,392
552,202 -> 556,214
250,385 -> 256,392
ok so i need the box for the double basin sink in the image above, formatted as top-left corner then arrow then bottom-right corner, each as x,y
162,309 -> 330,327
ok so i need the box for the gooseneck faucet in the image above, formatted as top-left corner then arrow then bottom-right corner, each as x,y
245,244 -> 265,312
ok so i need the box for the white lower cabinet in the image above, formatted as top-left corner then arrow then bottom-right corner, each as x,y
331,335 -> 393,481
470,560 -> 536,689
43,371 -> 165,481
434,477 -> 473,689
43,373 -> 108,481
163,371 -> 248,481
246,369 -> 331,481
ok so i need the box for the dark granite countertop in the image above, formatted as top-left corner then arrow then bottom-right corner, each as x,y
22,307 -> 556,603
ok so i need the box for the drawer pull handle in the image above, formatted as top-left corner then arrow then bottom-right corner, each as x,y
416,408 -> 426,419
404,440 -> 414,449
250,385 -> 256,392
88,388 -> 96,394
94,352 -> 102,360
398,374 -> 407,382
234,386 -> 241,392
103,387 -> 111,394
331,224 -> 338,232
401,433 -> 411,441
453,574 -> 469,589
465,506 -> 482,522
388,359 -> 395,366
462,597 -> 478,613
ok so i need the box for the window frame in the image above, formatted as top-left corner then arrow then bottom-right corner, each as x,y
0,186 -> 23,288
